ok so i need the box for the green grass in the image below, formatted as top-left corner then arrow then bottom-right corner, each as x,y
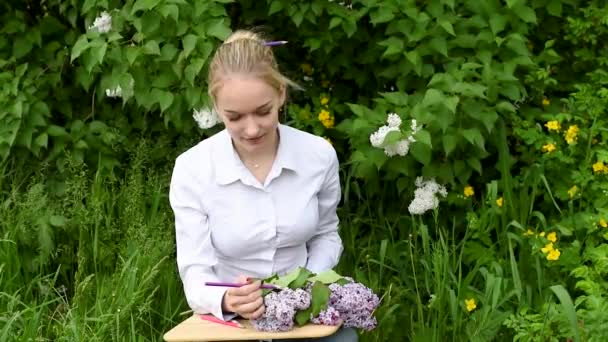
0,141 -> 584,341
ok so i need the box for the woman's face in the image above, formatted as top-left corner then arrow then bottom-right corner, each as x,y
214,75 -> 285,155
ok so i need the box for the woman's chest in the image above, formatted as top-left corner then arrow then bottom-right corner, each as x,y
204,177 -> 320,258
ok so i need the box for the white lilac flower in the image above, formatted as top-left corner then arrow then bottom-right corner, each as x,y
386,113 -> 402,128
192,107 -> 220,129
408,177 -> 447,215
383,139 -> 410,157
89,11 -> 112,33
369,125 -> 399,148
105,86 -> 122,98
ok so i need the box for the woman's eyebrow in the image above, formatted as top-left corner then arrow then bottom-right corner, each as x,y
224,101 -> 272,114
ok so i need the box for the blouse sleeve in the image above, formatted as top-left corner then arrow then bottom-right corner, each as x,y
305,146 -> 344,273
169,156 -> 227,320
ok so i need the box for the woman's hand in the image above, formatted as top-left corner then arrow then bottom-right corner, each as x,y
222,275 -> 265,319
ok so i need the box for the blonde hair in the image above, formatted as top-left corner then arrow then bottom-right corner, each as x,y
207,30 -> 300,104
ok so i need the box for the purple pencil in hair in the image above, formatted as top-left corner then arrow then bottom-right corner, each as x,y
263,40 -> 288,47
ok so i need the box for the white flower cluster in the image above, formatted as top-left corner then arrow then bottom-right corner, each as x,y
105,79 -> 134,99
193,107 -> 220,129
408,177 -> 447,215
105,86 -> 122,98
89,11 -> 112,33
369,113 -> 420,157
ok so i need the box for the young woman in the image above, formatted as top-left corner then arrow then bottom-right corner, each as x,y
169,30 -> 356,341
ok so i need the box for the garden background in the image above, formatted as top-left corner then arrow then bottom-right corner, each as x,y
2,0 -> 608,341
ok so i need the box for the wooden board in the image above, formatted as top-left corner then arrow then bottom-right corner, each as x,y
163,315 -> 341,342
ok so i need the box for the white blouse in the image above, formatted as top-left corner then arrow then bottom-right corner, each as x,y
169,124 -> 343,319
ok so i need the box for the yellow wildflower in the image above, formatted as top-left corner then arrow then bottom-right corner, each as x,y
465,298 -> 477,312
320,96 -> 329,106
567,185 -> 578,199
599,218 -> 607,228
542,98 -> 550,106
318,109 -> 330,122
544,120 -> 561,132
539,232 -> 546,237
547,232 -> 557,243
593,161 -> 605,174
301,63 -> 313,75
524,229 -> 535,236
564,125 -> 579,144
496,197 -> 503,207
541,242 -> 553,254
317,109 -> 334,129
464,186 -> 474,198
542,143 -> 556,153
547,248 -> 560,261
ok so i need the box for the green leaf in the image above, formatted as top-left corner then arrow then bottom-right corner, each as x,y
547,0 -> 562,16
380,92 -> 408,106
329,17 -> 342,30
268,1 -> 284,15
405,50 -> 422,75
383,130 -> 402,146
13,37 -> 33,59
34,133 -> 48,149
131,0 -> 162,14
378,37 -> 403,58
151,89 -> 174,112
442,134 -> 458,156
185,58 -> 205,85
496,101 -> 516,113
159,43 -> 178,62
267,267 -> 306,289
514,4 -> 537,24
81,0 -> 96,14
506,0 -> 520,8
288,268 -> 313,289
370,7 -> 395,25
410,142 -> 432,165
143,40 -> 161,55
415,129 -> 432,148
429,37 -> 448,57
489,15 -> 507,35
182,34 -> 198,59
550,285 -> 580,342
308,269 -> 344,284
422,89 -> 445,107
347,103 -> 373,117
466,157 -> 482,174
159,4 -> 179,21
207,19 -> 232,40
126,46 -> 140,65
438,19 -> 455,36
461,128 -> 485,150
310,281 -> 331,317
47,125 -> 69,137
90,42 -> 107,66
71,35 -> 89,62
445,96 -> 460,114
295,307 -> 312,326
49,215 -> 67,227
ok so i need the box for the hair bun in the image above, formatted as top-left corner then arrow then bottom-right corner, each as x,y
223,30 -> 262,45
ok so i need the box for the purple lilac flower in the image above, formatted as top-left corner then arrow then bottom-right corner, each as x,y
252,288 -> 311,332
311,306 -> 341,325
327,282 -> 380,331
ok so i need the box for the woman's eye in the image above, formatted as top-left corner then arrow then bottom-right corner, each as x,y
228,116 -> 241,121
257,111 -> 271,116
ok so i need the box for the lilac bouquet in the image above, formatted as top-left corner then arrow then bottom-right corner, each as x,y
251,268 -> 380,332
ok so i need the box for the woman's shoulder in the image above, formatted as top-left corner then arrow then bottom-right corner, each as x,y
173,130 -> 227,177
